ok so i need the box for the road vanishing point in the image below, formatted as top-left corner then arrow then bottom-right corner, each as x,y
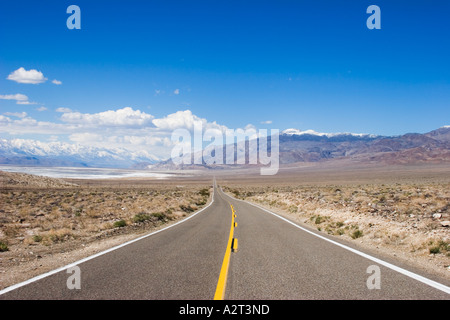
1,181 -> 449,300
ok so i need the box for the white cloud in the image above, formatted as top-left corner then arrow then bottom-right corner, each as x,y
7,67 -> 47,84
0,107 -> 256,160
0,115 -> 76,135
244,123 -> 257,130
69,132 -> 103,143
36,106 -> 48,112
16,100 -> 37,105
0,115 -> 13,124
0,93 -> 29,101
260,120 -> 272,124
60,107 -> 154,127
52,79 -> 62,85
0,93 -> 36,105
173,88 -> 180,95
4,112 -> 27,118
153,110 -> 202,131
152,110 -> 228,134
56,107 -> 73,113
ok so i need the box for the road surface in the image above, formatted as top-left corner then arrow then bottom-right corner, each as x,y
1,181 -> 449,300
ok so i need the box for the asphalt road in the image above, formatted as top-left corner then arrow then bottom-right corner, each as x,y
1,182 -> 449,300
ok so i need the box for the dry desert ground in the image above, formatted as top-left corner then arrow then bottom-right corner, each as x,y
1,162 -> 449,291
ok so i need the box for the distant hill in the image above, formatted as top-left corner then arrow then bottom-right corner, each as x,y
424,126 -> 450,143
1,126 -> 449,169
0,170 -> 76,188
149,126 -> 450,169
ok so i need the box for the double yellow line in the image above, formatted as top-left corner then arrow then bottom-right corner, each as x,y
213,204 -> 238,300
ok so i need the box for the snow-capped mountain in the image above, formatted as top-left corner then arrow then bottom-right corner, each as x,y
152,126 -> 450,169
278,126 -> 449,163
0,138 -> 160,168
281,128 -> 380,139
1,126 -> 449,169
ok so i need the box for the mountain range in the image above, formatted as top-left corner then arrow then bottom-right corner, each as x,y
0,139 -> 160,168
152,126 -> 450,170
0,126 -> 449,169
277,126 -> 450,165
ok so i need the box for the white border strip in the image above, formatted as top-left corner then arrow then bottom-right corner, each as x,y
0,185 -> 216,296
224,190 -> 450,295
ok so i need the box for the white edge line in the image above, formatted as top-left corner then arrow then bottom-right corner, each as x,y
223,189 -> 450,295
0,184 -> 216,296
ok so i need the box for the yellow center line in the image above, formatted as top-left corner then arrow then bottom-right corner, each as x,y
232,238 -> 238,252
213,204 -> 236,300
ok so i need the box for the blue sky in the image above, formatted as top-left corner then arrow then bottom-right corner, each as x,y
1,0 -> 449,157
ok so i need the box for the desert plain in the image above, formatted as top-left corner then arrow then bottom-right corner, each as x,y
0,160 -> 449,291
